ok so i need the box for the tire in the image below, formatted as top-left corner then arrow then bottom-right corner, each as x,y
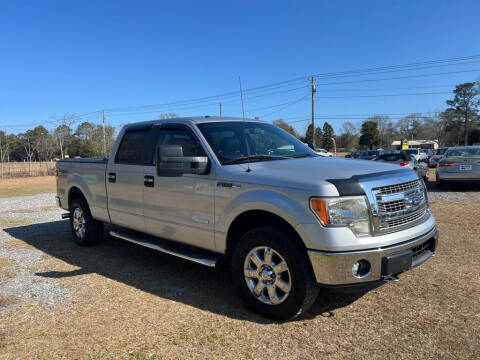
69,197 -> 104,246
231,226 -> 319,321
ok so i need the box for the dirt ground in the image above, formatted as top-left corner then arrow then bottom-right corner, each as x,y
0,194 -> 479,359
0,176 -> 56,198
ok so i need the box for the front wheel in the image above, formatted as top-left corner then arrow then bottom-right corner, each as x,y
231,226 -> 319,321
69,198 -> 103,246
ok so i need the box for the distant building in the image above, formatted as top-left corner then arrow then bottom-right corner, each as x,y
391,139 -> 438,150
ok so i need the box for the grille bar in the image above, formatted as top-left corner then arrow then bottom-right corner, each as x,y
371,179 -> 428,232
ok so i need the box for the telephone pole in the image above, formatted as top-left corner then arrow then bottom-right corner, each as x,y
102,110 -> 106,158
310,76 -> 316,148
219,103 -> 222,117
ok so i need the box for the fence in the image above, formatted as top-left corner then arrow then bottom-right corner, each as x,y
0,161 -> 56,179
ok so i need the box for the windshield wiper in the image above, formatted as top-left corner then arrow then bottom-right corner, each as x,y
290,153 -> 313,158
224,155 -> 288,165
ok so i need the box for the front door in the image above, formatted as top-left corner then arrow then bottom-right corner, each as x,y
143,125 -> 216,251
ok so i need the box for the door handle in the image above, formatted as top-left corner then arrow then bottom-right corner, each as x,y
144,175 -> 154,187
108,173 -> 116,183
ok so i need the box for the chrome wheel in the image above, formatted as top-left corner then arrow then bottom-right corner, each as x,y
243,246 -> 292,305
72,207 -> 86,239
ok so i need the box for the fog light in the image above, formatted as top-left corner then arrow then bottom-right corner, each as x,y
352,259 -> 371,278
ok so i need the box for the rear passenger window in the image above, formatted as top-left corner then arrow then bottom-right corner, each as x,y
116,130 -> 151,164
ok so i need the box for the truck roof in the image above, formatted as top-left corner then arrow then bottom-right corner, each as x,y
122,116 -> 263,130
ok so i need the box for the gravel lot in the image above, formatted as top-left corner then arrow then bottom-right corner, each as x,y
0,184 -> 479,359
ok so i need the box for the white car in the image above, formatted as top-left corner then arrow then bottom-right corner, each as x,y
316,148 -> 333,157
400,148 -> 428,162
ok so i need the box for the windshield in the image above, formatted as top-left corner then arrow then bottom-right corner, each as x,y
197,121 -> 316,164
446,147 -> 480,158
436,148 -> 447,155
367,150 -> 379,156
401,149 -> 418,155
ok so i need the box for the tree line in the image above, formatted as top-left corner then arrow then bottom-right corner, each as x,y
0,115 -> 116,163
274,81 -> 480,151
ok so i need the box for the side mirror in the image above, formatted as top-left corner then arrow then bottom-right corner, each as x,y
156,145 -> 209,177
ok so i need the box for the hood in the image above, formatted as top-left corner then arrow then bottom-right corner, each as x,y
220,157 -> 411,193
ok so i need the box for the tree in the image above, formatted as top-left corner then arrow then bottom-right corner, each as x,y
304,124 -> 322,147
446,82 -> 480,145
52,114 -> 76,159
321,122 -> 335,151
0,129 -> 9,178
336,121 -> 358,150
359,121 -> 381,150
53,124 -> 72,159
273,119 -> 299,138
369,115 -> 390,148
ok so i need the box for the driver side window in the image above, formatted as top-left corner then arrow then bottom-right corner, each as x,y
155,128 -> 206,159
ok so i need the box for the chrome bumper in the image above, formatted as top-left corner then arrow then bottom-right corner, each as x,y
308,226 -> 438,285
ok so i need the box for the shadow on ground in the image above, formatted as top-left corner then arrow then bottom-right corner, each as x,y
425,179 -> 480,193
4,220 -> 368,323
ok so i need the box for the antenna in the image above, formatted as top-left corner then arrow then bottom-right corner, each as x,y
239,76 -> 246,120
239,76 -> 251,173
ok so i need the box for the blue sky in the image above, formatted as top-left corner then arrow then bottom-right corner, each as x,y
1,0 -> 480,135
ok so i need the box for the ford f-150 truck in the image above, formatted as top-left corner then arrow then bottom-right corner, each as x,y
56,117 -> 438,320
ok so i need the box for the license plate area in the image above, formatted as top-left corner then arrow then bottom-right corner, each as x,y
459,164 -> 472,171
381,249 -> 413,276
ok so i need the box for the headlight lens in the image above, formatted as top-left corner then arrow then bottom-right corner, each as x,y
310,196 -> 371,237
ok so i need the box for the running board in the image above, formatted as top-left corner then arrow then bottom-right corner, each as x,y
109,230 -> 217,267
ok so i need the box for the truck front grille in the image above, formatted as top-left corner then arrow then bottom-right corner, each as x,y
372,179 -> 428,233
376,180 -> 419,195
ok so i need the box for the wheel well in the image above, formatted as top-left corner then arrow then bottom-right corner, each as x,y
68,187 -> 86,208
225,210 -> 305,257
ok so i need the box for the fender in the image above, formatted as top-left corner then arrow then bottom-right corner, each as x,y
67,173 -> 110,223
215,188 -> 315,252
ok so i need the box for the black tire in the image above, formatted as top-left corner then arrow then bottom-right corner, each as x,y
69,197 -> 104,246
231,226 -> 319,321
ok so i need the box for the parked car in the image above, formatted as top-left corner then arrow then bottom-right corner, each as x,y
374,153 -> 429,181
429,147 -> 448,168
347,150 -> 363,158
315,148 -> 333,157
436,146 -> 480,186
400,148 -> 428,162
56,116 -> 438,320
358,150 -> 383,160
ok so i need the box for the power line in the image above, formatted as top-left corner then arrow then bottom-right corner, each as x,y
102,55 -> 480,114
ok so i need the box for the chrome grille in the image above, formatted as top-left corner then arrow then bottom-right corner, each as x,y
375,180 -> 420,195
372,179 -> 428,233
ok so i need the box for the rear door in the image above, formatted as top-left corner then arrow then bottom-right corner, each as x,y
106,127 -> 152,232
143,124 -> 216,251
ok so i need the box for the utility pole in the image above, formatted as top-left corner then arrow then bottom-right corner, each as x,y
310,76 -> 316,148
102,110 -> 106,158
219,103 -> 222,117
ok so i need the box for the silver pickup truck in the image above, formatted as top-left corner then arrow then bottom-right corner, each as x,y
56,117 -> 438,320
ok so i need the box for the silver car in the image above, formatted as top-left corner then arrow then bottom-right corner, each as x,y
374,152 -> 429,181
436,146 -> 480,185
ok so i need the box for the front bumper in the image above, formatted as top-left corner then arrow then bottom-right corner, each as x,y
307,226 -> 438,285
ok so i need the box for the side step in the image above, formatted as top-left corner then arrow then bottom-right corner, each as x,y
109,230 -> 217,267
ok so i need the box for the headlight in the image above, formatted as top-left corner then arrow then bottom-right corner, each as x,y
310,196 -> 371,237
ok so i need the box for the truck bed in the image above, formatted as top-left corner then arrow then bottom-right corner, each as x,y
56,158 -> 109,223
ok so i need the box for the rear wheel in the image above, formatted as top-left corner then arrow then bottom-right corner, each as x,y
69,198 -> 103,246
231,226 -> 319,321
